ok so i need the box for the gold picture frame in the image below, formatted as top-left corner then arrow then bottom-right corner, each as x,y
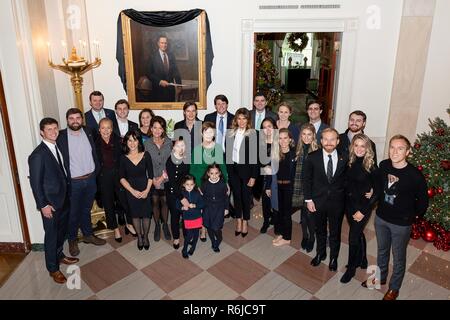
121,11 -> 207,109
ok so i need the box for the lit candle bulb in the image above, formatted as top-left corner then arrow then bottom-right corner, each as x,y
46,42 -> 52,63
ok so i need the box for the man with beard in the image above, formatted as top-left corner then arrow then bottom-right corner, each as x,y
337,110 -> 377,164
57,108 -> 106,257
303,128 -> 348,272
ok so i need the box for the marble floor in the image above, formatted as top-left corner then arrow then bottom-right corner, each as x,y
0,203 -> 449,300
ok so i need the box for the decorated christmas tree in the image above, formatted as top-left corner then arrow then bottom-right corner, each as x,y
255,40 -> 283,109
409,109 -> 450,251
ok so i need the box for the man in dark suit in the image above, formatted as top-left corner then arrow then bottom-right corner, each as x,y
303,128 -> 348,271
204,94 -> 234,150
306,100 -> 328,145
57,108 -> 106,257
113,99 -> 138,138
149,35 -> 182,102
250,92 -> 277,130
337,110 -> 378,164
84,91 -> 118,139
28,118 -> 79,284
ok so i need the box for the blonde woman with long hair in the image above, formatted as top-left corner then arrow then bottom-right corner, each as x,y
292,123 -> 319,252
341,133 -> 378,284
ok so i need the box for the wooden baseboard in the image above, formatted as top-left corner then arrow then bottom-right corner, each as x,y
0,242 -> 27,253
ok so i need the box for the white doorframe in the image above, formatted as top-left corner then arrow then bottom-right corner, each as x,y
240,18 -> 359,130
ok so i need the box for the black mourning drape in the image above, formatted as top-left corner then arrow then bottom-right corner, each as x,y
116,8 -> 214,93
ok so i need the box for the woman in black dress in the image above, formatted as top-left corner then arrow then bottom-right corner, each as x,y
340,133 -> 377,283
119,130 -> 154,250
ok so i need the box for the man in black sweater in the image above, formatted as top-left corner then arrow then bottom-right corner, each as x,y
362,135 -> 428,300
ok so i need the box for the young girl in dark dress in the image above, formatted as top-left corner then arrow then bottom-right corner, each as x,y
177,175 -> 204,259
201,164 -> 229,252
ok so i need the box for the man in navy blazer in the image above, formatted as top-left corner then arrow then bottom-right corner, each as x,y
303,128 -> 348,272
149,35 -> 182,102
84,91 -> 118,139
28,118 -> 79,284
306,100 -> 329,145
113,99 -> 138,138
204,94 -> 234,150
57,108 -> 105,257
250,92 -> 277,130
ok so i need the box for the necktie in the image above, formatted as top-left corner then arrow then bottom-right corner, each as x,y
218,116 -> 224,145
256,113 -> 262,130
163,53 -> 169,73
55,145 -> 66,177
327,154 -> 333,183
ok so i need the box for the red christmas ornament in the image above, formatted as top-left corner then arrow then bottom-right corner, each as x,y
427,188 -> 435,198
426,159 -> 431,164
414,143 -> 421,149
436,143 -> 444,150
423,228 -> 437,242
435,128 -> 445,136
417,165 -> 423,171
437,187 -> 443,194
440,160 -> 450,171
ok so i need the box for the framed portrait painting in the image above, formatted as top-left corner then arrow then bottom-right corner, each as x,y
121,11 -> 207,110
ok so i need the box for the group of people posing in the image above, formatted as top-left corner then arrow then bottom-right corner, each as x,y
28,90 -> 428,301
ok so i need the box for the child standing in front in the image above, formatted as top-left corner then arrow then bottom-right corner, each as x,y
177,175 -> 204,259
201,164 -> 229,252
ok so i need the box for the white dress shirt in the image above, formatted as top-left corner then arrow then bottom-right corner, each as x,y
117,119 -> 129,138
92,109 -> 106,124
255,110 -> 266,129
322,149 -> 338,176
43,139 -> 66,176
216,113 -> 227,149
311,120 -> 322,135
232,129 -> 246,163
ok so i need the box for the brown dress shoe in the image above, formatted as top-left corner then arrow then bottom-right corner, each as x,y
69,240 -> 80,256
60,256 -> 79,265
49,271 -> 67,284
83,235 -> 106,245
382,289 -> 399,300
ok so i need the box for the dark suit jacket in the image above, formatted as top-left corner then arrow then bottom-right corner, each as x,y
149,50 -> 181,102
113,119 -> 138,138
28,142 -> 68,210
85,108 -> 118,134
303,149 -> 348,210
57,126 -> 100,179
203,111 -> 234,129
174,118 -> 202,155
250,109 -> 277,129
316,122 -> 329,145
337,129 -> 378,164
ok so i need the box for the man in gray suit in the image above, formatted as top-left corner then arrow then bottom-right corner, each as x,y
250,92 -> 277,130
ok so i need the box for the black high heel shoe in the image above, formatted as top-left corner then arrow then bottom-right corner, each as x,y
143,235 -> 150,251
114,236 -> 123,243
125,225 -> 137,237
235,231 -> 241,236
137,235 -> 144,251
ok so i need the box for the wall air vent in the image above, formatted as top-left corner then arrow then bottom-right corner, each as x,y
259,5 -> 299,10
300,4 -> 341,9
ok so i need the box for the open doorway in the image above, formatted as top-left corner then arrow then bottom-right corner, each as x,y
254,32 -> 342,126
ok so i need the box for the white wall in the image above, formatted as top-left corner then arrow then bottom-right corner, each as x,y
85,0 -> 403,140
416,0 -> 450,135
1,0 -> 408,244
